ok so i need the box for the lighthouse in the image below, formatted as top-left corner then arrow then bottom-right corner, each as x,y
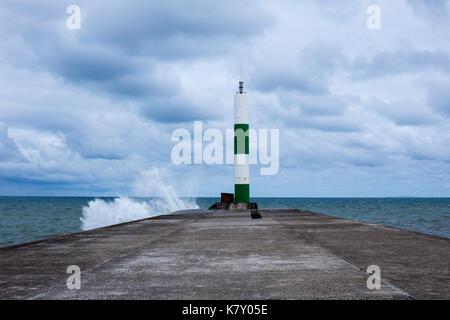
208,82 -> 259,215
234,81 -> 250,203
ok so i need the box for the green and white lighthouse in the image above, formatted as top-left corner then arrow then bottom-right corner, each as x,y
234,81 -> 250,203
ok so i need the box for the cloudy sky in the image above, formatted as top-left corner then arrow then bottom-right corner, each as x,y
0,0 -> 449,197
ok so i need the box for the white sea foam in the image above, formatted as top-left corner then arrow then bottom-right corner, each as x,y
81,168 -> 198,230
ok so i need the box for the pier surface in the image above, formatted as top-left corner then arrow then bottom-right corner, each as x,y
0,209 -> 448,300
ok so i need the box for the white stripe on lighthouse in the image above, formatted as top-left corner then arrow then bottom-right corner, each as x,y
234,94 -> 249,124
234,164 -> 250,184
235,154 -> 248,165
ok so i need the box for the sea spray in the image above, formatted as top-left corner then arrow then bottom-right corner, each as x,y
81,168 -> 198,230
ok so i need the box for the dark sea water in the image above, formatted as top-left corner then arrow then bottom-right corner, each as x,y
0,197 -> 449,247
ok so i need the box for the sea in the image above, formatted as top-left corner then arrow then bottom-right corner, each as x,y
0,196 -> 449,248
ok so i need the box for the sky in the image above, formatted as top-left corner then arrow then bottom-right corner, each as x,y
0,0 -> 449,197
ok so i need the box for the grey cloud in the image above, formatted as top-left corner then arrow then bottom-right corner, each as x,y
46,44 -> 138,83
285,115 -> 363,133
33,39 -> 181,100
279,91 -> 359,116
62,113 -> 170,161
252,70 -> 327,94
0,0 -> 273,61
0,0 -> 273,123
370,98 -> 439,126
279,130 -> 385,172
139,97 -> 215,123
300,117 -> 363,133
427,84 -> 450,116
82,0 -> 273,56
403,135 -> 450,162
313,0 -> 364,20
0,123 -> 25,161
252,42 -> 346,94
351,49 -> 450,79
407,0 -> 450,19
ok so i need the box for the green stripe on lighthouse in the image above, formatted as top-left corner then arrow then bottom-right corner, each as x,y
235,184 -> 250,203
234,124 -> 249,155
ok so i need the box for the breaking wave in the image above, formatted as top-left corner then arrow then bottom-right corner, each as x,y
81,168 -> 198,230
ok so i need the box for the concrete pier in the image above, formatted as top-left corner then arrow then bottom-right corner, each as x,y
0,209 -> 448,300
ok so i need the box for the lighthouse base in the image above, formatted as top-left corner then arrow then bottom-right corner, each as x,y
208,201 -> 258,211
234,184 -> 250,203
